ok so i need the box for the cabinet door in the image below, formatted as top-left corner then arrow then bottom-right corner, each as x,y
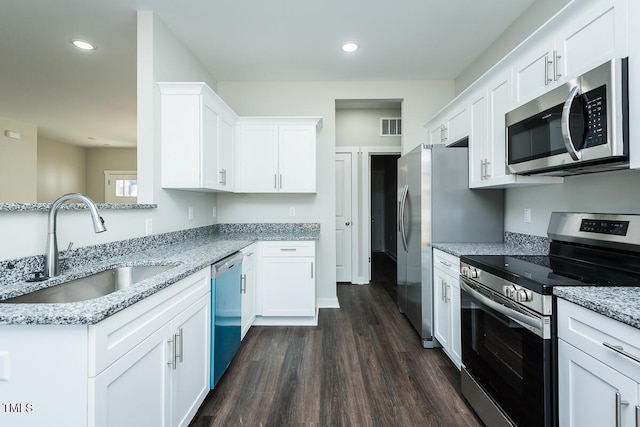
446,105 -> 469,145
468,90 -> 488,187
429,124 -> 444,145
556,0 -> 628,85
512,37 -> 555,106
448,278 -> 462,369
202,101 -> 220,189
91,323 -> 172,427
484,71 -> 510,184
171,295 -> 210,427
558,339 -> 638,427
241,249 -> 257,339
278,125 -> 316,193
433,268 -> 450,350
236,125 -> 279,192
218,114 -> 235,190
262,257 -> 315,317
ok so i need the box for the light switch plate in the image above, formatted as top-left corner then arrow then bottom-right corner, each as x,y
0,351 -> 10,380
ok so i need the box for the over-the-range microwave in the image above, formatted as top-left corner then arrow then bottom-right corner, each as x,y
506,58 -> 628,176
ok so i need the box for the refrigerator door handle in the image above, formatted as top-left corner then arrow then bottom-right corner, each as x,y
400,184 -> 409,251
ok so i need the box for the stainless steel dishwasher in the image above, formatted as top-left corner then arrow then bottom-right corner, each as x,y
210,251 -> 243,388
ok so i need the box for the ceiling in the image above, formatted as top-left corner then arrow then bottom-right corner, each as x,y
0,0 -> 534,148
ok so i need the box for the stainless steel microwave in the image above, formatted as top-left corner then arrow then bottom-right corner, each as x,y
506,58 -> 628,176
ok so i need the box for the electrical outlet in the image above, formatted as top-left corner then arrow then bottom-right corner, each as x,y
145,219 -> 153,236
289,206 -> 295,217
188,206 -> 194,220
523,208 -> 532,224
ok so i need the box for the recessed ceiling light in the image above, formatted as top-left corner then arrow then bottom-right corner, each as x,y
342,42 -> 359,53
71,39 -> 96,51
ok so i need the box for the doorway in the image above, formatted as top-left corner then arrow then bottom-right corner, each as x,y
370,155 -> 400,298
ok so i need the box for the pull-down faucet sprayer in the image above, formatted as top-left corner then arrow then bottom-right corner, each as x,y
44,193 -> 107,278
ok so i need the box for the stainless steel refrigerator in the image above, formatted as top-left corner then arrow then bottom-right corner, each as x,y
397,144 -> 504,347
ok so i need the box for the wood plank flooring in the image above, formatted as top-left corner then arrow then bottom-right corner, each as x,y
189,252 -> 482,427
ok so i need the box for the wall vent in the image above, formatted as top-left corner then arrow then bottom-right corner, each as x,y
381,118 -> 401,136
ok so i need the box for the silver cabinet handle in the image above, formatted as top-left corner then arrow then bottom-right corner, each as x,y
311,262 -> 314,279
545,54 -> 553,85
561,85 -> 583,161
635,405 -> 639,427
439,260 -> 452,267
274,174 -> 277,189
616,392 -> 630,427
603,342 -> 640,365
554,50 -> 562,81
177,328 -> 183,363
219,170 -> 224,184
279,174 -> 283,189
241,273 -> 246,294
441,280 -> 446,301
280,248 -> 297,252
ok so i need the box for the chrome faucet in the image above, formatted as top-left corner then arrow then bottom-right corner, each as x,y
44,193 -> 107,277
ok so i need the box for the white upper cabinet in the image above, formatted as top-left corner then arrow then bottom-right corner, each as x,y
426,101 -> 469,147
159,82 -> 238,192
469,70 -> 563,188
513,0 -> 628,107
235,117 -> 322,193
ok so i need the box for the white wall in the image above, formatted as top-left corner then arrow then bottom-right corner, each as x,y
455,0 -> 571,94
0,116 -> 37,203
0,12 -> 220,261
506,169 -> 640,236
216,80 -> 452,306
37,137 -> 87,203
85,147 -> 136,203
336,108 -> 401,147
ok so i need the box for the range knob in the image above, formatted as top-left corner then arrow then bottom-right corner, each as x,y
465,267 -> 479,279
515,289 -> 533,302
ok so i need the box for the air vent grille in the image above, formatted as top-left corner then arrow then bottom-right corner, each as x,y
381,118 -> 401,136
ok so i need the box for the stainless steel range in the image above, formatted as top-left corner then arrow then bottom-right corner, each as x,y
459,212 -> 640,427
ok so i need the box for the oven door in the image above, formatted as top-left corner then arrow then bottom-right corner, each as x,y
460,277 -> 553,427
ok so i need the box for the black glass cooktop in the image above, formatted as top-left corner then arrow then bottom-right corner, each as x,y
461,251 -> 640,295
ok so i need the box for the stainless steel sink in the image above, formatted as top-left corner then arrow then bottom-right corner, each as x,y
3,265 -> 174,304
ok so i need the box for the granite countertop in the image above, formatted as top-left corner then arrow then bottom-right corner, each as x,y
554,287 -> 640,330
433,242 -> 549,257
0,227 -> 319,326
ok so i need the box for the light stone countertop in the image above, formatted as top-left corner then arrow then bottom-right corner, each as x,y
554,287 -> 640,330
0,227 -> 319,325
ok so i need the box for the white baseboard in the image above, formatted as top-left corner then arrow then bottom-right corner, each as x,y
252,310 -> 318,326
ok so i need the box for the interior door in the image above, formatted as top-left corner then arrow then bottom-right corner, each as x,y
371,171 -> 385,252
335,152 -> 352,282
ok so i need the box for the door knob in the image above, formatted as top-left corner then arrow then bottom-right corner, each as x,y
345,222 -> 351,226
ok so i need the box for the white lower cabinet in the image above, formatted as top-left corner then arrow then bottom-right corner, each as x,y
254,241 -> 317,325
240,243 -> 258,339
558,298 -> 640,427
0,268 -> 211,427
432,249 -> 461,369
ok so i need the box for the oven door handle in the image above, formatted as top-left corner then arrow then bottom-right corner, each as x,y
461,278 -> 548,338
561,85 -> 583,161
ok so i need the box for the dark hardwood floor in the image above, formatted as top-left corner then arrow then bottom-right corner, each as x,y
190,252 -> 482,427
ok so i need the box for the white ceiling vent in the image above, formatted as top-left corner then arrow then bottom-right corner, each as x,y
381,118 -> 401,136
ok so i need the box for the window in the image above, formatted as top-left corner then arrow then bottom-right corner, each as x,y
381,118 -> 401,136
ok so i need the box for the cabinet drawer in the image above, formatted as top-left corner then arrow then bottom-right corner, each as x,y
88,268 -> 210,377
557,298 -> 640,381
433,249 -> 460,277
261,241 -> 315,257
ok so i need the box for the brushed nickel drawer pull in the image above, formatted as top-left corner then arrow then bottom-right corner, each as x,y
603,342 -> 640,365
